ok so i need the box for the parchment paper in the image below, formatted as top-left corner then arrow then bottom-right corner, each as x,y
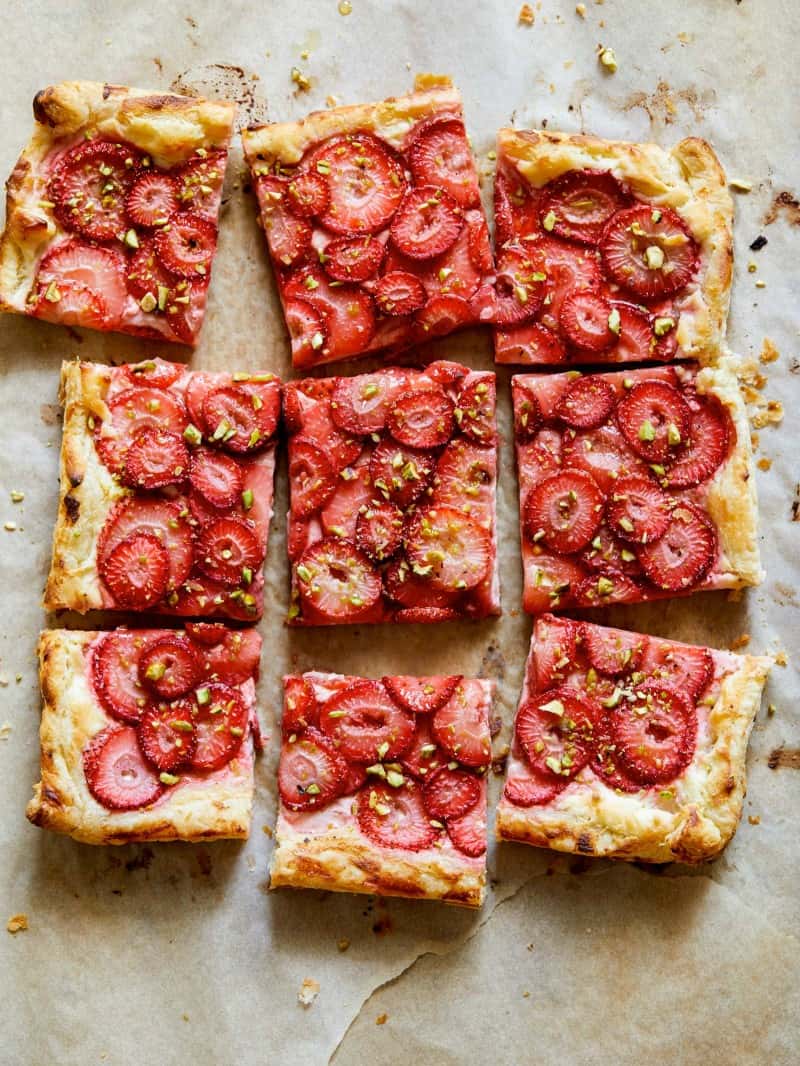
1,2 -> 798,1064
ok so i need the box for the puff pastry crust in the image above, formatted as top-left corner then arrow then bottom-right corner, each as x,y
0,80 -> 235,315
27,630 -> 255,845
496,127 -> 733,363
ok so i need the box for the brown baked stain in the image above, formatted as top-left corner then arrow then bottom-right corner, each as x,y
622,81 -> 715,126
195,848 -> 213,876
125,846 -> 155,872
40,403 -> 60,426
63,494 -> 80,524
576,832 -> 594,855
170,63 -> 268,130
763,191 -> 800,227
478,642 -> 506,682
767,747 -> 800,770
152,58 -> 163,76
792,485 -> 800,522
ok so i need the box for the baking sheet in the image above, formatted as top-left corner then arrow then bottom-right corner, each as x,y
1,1 -> 798,1063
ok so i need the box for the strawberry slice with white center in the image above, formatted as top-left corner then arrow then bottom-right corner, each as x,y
155,212 -> 217,278
124,358 -> 182,389
493,243 -> 547,325
581,525 -> 642,577
196,517 -> 264,586
456,377 -> 496,444
138,701 -> 197,771
95,385 -> 188,474
98,498 -> 194,591
282,677 -> 320,737
409,118 -> 480,208
122,428 -> 189,490
387,387 -> 455,448
422,766 -> 481,821
100,532 -> 170,609
34,239 -> 127,326
513,385 -> 542,442
590,718 -> 644,794
286,170 -> 330,218
493,169 -> 541,247
606,475 -> 672,545
189,449 -> 244,510
193,627 -> 262,685
607,303 -> 656,362
523,553 -> 585,614
176,149 -> 227,213
576,569 -> 641,607
446,799 -> 487,857
503,762 -> 566,807
185,622 -> 228,647
125,237 -> 178,303
415,294 -> 473,338
640,640 -> 713,700
582,624 -> 645,677
600,204 -> 699,300
138,635 -> 202,699
295,537 -> 382,621
375,271 -> 427,316
466,214 -> 494,273
401,717 -> 447,777
515,688 -> 598,780
432,686 -> 490,768
321,457 -> 373,539
535,238 -> 603,331
612,682 -> 696,785
540,169 -> 630,245
558,289 -> 616,351
125,172 -> 179,228
92,631 -> 154,724
432,440 -> 495,514
284,267 -> 375,360
497,321 -> 569,364
517,430 -> 564,495
382,558 -> 461,612
369,439 -> 436,509
355,501 -> 404,562
523,469 -> 604,554
637,501 -> 717,590
664,396 -> 731,488
189,682 -> 250,771
50,140 -> 139,241
318,679 -> 416,762
290,385 -> 363,470
616,379 -> 691,463
356,781 -> 438,851
307,132 -> 407,235
256,176 -> 312,267
532,616 -> 582,689
83,725 -> 164,810
202,381 -> 280,453
556,376 -> 616,430
285,299 -> 327,366
382,675 -> 463,715
404,505 -> 491,592
562,421 -> 650,493
279,727 -> 347,810
386,221 -> 484,300
289,437 -> 337,517
331,371 -> 402,436
390,186 -> 463,259
322,235 -> 384,282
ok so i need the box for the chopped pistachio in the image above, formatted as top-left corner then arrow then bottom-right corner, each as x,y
183,423 -> 202,446
638,420 -> 656,442
386,770 -> 405,788
667,423 -> 682,446
542,210 -> 557,232
139,292 -> 157,313
157,284 -> 170,311
377,741 -> 390,760
653,316 -> 675,337
145,661 -> 167,681
159,772 -> 180,786
242,488 -> 254,510
644,245 -> 665,270
540,699 -> 565,717
196,687 -> 211,706
596,576 -> 614,595
607,307 -> 621,335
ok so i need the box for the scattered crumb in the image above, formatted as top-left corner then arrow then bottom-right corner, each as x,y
518,4 -> 535,25
755,279 -> 766,289
527,943 -> 535,951
298,977 -> 320,1007
730,634 -> 751,650
522,991 -> 531,998
325,95 -> 339,109
677,31 -> 694,44
757,457 -> 772,471
760,338 -> 780,364
10,491 -> 23,503
598,46 -> 618,72
768,703 -> 777,716
0,674 -> 8,687
751,400 -> 783,430
729,178 -> 753,193
338,0 -> 352,14
375,1013 -> 388,1026
748,815 -> 761,825
182,1013 -> 190,1023
0,722 -> 11,741
575,3 -> 586,16
262,824 -> 273,837
4,522 -> 17,532
7,914 -> 28,934
291,67 -> 312,93
748,261 -> 757,273
775,651 -> 788,667
337,938 -> 350,952
750,432 -> 760,450
750,235 -> 768,252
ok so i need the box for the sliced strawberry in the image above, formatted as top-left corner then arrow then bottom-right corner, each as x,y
383,675 -> 462,715
503,763 -> 566,807
640,640 -> 713,700
155,212 -> 216,278
447,799 -> 487,857
50,140 -> 139,241
562,421 -> 650,493
307,132 -> 407,235
556,376 -> 616,430
284,299 -> 326,365
541,169 -> 630,245
95,386 -> 188,474
606,476 -> 671,544
322,235 -> 383,282
125,172 -> 179,228
279,727 -> 347,810
600,204 -> 699,300
415,294 -> 473,338
513,385 -> 542,442
558,289 -> 616,351
123,358 -> 182,389
295,537 -> 382,621
125,236 -> 177,301
163,280 -> 209,346
535,238 -> 603,331
466,214 -> 494,272
286,170 -> 330,218
257,176 -> 312,267
30,281 -> 108,330
289,437 -> 337,517
83,725 -> 164,810
176,149 -> 227,214
409,118 -> 480,208
607,303 -> 656,362
532,616 -> 582,689
432,685 -> 490,767
523,470 -> 604,554
375,271 -> 427,316
192,628 -> 261,686
456,377 -> 496,445
92,631 -> 153,724
637,501 -> 716,591
122,428 -> 189,490
283,677 -> 320,736
284,267 -> 375,361
321,457 -> 373,540
395,605 -> 461,624
138,701 -> 197,771
422,766 -> 481,820
515,688 -> 598,780
401,718 -> 448,777
382,559 -> 461,611
493,169 -> 540,247
185,621 -> 228,647
651,311 -> 680,361
202,382 -> 279,453
616,379 -> 691,465
99,498 -> 194,592
331,371 -> 402,436
404,505 -> 491,592
196,517 -> 264,586
101,532 -> 169,609
590,719 -> 644,794
575,569 -> 641,607
386,224 -> 484,302
369,439 -> 436,509
613,682 -> 696,785
319,679 -> 415,762
582,624 -> 645,677
138,635 -> 202,699
581,526 -> 643,577
390,186 -> 463,259
35,239 -> 127,325
387,388 -> 455,449
517,431 -> 565,497
433,440 -> 495,514
664,397 -> 731,488
493,243 -> 547,326
355,501 -> 403,562
357,778 -> 441,850
289,385 -> 363,469
189,449 -> 244,510
189,681 -> 249,771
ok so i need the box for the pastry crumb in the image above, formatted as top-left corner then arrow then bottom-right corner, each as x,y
290,67 -> 312,93
10,491 -> 24,503
575,3 -> 587,15
748,815 -> 761,825
775,651 -> 788,667
375,1013 -> 388,1025
522,990 -> 531,998
325,95 -> 339,109
7,913 -> 28,934
262,824 -> 273,837
760,338 -> 779,364
0,722 -> 11,741
598,46 -> 618,72
730,633 -> 751,650
755,279 -> 766,289
338,0 -> 352,14
518,4 -> 535,25
767,703 -> 777,716
337,937 -> 350,952
182,1013 -> 190,1022
298,977 -> 320,1007
757,457 -> 772,471
4,521 -> 17,532
729,178 -> 753,193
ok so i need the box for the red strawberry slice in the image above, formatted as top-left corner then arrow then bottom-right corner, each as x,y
138,701 -> 197,771
562,421 -> 650,493
433,440 -> 495,514
404,505 -> 491,592
522,551 -> 585,614
606,476 -> 671,544
503,762 -> 566,807
415,294 -> 473,338
515,688 -> 598,779
370,439 -> 436,509
341,761 -> 368,795
279,727 -> 347,810
637,501 -> 717,591
556,376 -> 616,430
83,725 -> 164,810
192,627 -> 261,684
382,675 -> 463,715
31,281 -> 108,330
165,282 -> 208,346
390,186 -> 463,259
185,621 -> 228,647
513,385 -> 542,442
651,310 -> 680,361
616,380 -> 691,464
590,718 -> 644,793
95,386 -> 188,474
375,271 -> 427,316
401,718 -> 447,777
284,268 -> 375,360
289,384 -> 363,469
493,169 -> 540,247
497,321 -> 567,365
283,677 -> 320,736
607,303 -> 656,362
447,799 -> 487,857
307,132 -> 407,235
176,149 -> 227,214
295,537 -> 382,621
99,498 -> 194,591
101,532 -> 170,609
122,428 -> 189,490
575,569 -> 641,607
558,289 -> 616,351
493,244 -> 547,325
612,682 -> 696,785
322,235 -> 384,282
382,559 -> 461,611
523,470 -> 604,554
125,237 -> 176,301
395,606 -> 461,623
189,682 -> 250,771
535,238 -> 603,331
386,224 -> 484,302
640,640 -> 713,700
331,371 -> 402,436
664,396 -> 731,488
357,781 -> 438,850
432,687 -> 490,767
257,176 -> 312,267
284,299 -> 326,366
289,437 -> 337,517
196,517 -> 264,586
600,204 -> 699,300
456,377 -> 496,445
50,140 -> 139,241
202,382 -> 279,453
286,170 -> 330,218
138,635 -> 202,699
189,449 -> 244,510
517,431 -> 565,497
319,679 -> 416,762
582,624 -> 645,677
125,172 -> 179,228
155,212 -> 216,278
123,358 -> 182,389
540,169 -> 630,245
355,501 -> 404,562
387,388 -> 455,448
92,631 -> 153,724
422,766 -> 481,820
581,525 -> 643,577
321,456 -> 373,540
532,616 -> 581,689
35,239 -> 127,325
467,214 -> 494,272
409,118 -> 480,208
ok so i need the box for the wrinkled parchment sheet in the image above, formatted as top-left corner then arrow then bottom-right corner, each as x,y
1,1 -> 798,1063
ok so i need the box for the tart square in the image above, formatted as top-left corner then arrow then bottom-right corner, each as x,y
496,614 -> 772,863
512,357 -> 762,613
271,671 -> 493,906
0,80 -> 234,345
43,358 -> 280,620
241,76 -> 495,368
27,626 -> 263,845
493,127 -> 733,365
284,361 -> 499,626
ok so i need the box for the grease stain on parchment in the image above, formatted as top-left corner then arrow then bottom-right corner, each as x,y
170,63 -> 268,130
767,748 -> 800,770
763,190 -> 800,227
622,81 -> 715,127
